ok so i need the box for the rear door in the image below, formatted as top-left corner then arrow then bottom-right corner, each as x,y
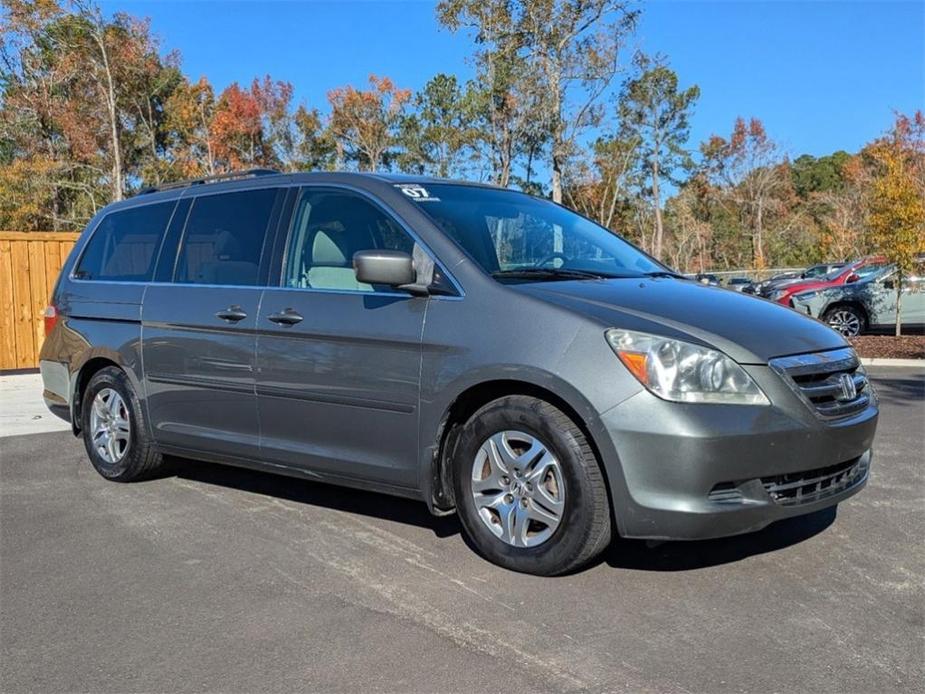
900,262 -> 925,326
255,187 -> 428,488
142,187 -> 283,459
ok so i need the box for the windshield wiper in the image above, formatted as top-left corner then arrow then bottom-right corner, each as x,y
492,268 -> 629,281
642,270 -> 687,280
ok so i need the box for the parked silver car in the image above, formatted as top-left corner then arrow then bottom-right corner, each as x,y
40,171 -> 878,574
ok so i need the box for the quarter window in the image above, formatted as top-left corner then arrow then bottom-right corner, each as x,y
175,189 -> 278,286
283,190 -> 415,292
75,202 -> 175,282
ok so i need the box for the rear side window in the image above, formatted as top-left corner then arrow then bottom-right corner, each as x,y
175,189 -> 278,286
74,202 -> 175,282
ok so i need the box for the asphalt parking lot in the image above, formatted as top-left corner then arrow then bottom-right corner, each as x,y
1,367 -> 922,693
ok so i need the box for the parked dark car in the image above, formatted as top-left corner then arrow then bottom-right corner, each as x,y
39,171 -> 877,575
726,277 -> 754,292
695,273 -> 722,286
754,262 -> 847,298
792,260 -> 925,336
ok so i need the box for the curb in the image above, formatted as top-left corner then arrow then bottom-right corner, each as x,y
860,357 -> 925,368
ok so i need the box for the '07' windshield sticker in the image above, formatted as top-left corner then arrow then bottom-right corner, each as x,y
396,184 -> 440,201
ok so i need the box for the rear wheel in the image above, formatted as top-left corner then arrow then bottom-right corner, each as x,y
452,396 -> 611,575
823,305 -> 865,337
80,366 -> 165,481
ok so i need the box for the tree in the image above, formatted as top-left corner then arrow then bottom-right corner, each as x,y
865,111 -> 925,336
617,54 -> 699,260
211,82 -> 271,170
790,151 -> 852,198
663,182 -> 712,272
700,117 -> 789,268
251,75 -> 295,169
438,0 -> 637,199
397,73 -> 478,177
327,74 -> 411,171
165,75 -> 217,177
563,134 -> 640,231
1,0 -> 183,223
517,0 -> 637,203
291,105 -> 336,171
436,0 -> 545,187
813,154 -> 868,261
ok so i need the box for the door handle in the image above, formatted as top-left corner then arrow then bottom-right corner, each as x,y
267,308 -> 304,326
215,305 -> 247,323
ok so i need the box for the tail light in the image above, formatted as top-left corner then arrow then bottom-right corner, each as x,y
44,305 -> 58,337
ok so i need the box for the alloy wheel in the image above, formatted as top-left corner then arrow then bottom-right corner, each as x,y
470,430 -> 565,548
827,310 -> 862,337
89,388 -> 131,464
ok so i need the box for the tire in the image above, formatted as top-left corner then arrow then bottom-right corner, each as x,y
452,395 -> 611,575
80,366 -> 165,482
823,305 -> 866,337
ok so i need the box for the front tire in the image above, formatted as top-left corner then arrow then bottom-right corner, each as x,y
823,305 -> 866,337
452,396 -> 612,575
80,366 -> 165,482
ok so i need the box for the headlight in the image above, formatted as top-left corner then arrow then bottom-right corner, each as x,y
769,289 -> 788,301
605,329 -> 769,405
794,290 -> 818,301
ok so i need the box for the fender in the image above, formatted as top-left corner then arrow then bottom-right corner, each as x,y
417,364 -> 632,536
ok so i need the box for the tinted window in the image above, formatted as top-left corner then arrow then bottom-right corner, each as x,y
174,189 -> 278,286
75,202 -> 175,282
856,262 -> 889,279
408,184 -> 663,280
283,189 -> 414,292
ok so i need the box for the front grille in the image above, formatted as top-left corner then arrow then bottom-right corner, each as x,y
707,455 -> 868,507
761,456 -> 866,505
769,347 -> 871,419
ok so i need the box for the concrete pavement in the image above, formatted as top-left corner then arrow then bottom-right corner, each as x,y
0,372 -> 70,437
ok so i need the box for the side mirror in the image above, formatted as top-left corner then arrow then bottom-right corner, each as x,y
353,250 -> 422,293
846,273 -> 861,284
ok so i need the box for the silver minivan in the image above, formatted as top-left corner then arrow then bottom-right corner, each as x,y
40,171 -> 878,575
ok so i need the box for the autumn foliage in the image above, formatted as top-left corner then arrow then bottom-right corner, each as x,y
0,0 -> 918,278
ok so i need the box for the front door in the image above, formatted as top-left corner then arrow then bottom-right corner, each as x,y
143,187 -> 282,459
256,188 -> 427,488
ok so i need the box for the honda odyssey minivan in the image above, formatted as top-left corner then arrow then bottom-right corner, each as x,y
40,170 -> 878,575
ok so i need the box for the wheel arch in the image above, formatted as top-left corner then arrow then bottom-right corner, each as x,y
823,300 -> 869,334
70,353 -> 130,434
426,377 -> 621,533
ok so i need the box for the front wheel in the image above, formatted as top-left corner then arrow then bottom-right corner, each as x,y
452,396 -> 612,575
823,305 -> 865,337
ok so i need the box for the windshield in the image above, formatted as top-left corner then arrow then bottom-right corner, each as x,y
406,184 -> 666,281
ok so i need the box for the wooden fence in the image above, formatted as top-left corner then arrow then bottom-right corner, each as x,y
0,231 -> 80,371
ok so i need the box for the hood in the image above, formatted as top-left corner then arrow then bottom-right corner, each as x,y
513,277 -> 847,364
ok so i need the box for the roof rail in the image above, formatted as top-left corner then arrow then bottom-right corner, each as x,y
136,168 -> 280,196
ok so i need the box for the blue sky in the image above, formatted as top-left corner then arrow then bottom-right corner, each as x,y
101,0 -> 924,159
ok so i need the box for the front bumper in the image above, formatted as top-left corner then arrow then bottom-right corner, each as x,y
597,364 -> 878,540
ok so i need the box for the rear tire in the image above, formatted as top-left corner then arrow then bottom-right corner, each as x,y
80,366 -> 165,482
452,395 -> 611,575
823,305 -> 866,337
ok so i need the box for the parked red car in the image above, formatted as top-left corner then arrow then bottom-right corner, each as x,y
767,256 -> 891,306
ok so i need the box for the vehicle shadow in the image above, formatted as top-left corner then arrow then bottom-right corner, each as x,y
170,456 -> 839,572
171,458 -> 462,539
600,506 -> 837,572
